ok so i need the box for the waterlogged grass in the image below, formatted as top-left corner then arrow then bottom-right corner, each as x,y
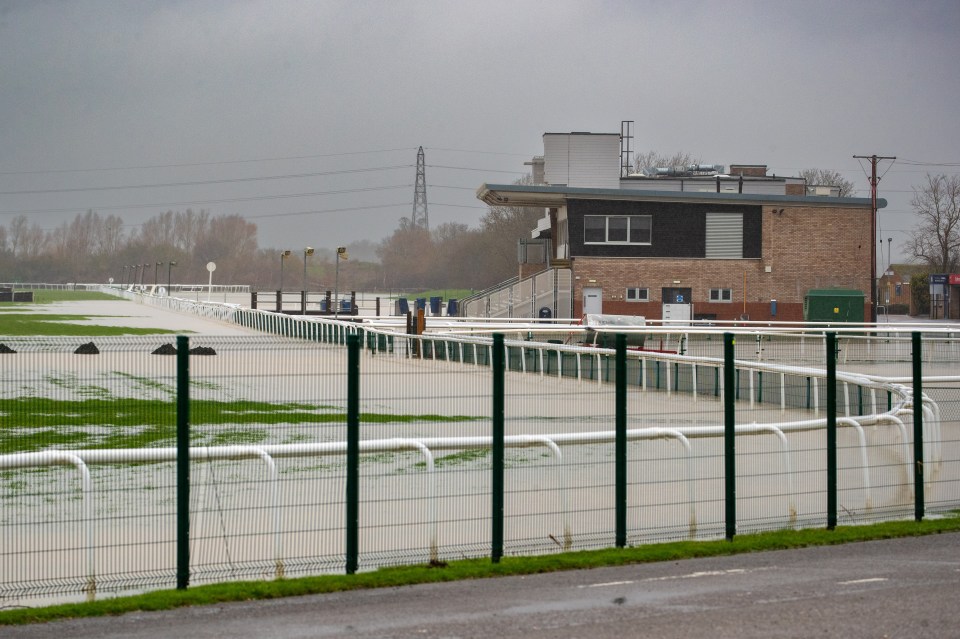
0,313 -> 181,336
0,290 -> 184,335
0,396 -> 483,453
410,447 -> 490,470
2,515 -> 959,626
1,289 -> 118,304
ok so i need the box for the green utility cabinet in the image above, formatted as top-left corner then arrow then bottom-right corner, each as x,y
803,289 -> 865,322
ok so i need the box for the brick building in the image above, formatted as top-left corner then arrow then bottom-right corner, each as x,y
877,264 -> 923,315
468,131 -> 883,322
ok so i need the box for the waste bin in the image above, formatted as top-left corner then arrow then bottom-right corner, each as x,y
538,306 -> 552,319
395,297 -> 409,315
446,299 -> 458,316
429,296 -> 442,315
340,299 -> 352,313
415,298 -> 426,311
319,299 -> 328,313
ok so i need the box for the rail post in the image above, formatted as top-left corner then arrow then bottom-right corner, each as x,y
176,335 -> 190,590
492,333 -> 505,563
912,331 -> 924,521
346,334 -> 360,573
826,332 -> 838,530
615,334 -> 627,548
723,333 -> 736,541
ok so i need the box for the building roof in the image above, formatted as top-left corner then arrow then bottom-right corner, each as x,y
475,182 -> 885,209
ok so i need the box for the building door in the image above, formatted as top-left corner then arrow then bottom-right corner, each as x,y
661,287 -> 692,304
583,287 -> 602,315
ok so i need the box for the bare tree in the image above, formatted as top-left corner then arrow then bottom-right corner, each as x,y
95,215 -> 126,256
907,173 -> 960,272
8,215 -> 28,258
633,150 -> 702,173
173,209 -> 210,253
799,168 -> 856,197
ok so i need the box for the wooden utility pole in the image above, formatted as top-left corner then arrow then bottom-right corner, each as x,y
853,154 -> 896,323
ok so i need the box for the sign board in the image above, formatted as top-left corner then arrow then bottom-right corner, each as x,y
950,274 -> 960,285
662,303 -> 692,326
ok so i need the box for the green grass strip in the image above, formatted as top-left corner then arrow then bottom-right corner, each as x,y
0,290 -> 119,304
2,515 -> 959,626
1,396 -> 482,453
0,313 -> 181,336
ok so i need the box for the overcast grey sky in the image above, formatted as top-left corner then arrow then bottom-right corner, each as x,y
2,0 -> 958,264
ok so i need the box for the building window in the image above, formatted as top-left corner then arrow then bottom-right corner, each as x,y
626,287 -> 649,302
584,215 -> 652,245
895,283 -> 902,296
709,288 -> 733,302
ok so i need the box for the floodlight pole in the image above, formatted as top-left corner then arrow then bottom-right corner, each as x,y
335,250 -> 341,319
303,247 -> 314,315
334,246 -> 348,318
167,261 -> 177,294
279,250 -> 291,291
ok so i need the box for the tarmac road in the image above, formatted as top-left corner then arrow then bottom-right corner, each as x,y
10,532 -> 960,639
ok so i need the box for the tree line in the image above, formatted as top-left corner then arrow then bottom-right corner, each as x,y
0,203 -> 541,294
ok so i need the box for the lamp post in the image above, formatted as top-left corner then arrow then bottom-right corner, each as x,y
335,246 -> 348,318
154,261 -> 161,287
122,265 -> 128,287
303,247 -> 314,315
167,261 -> 177,295
279,250 -> 291,292
142,264 -> 150,287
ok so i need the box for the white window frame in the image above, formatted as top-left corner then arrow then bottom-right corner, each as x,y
584,215 -> 652,245
709,288 -> 733,303
625,287 -> 649,302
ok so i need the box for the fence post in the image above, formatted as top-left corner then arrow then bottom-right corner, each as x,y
826,332 -> 838,530
912,331 -> 924,521
346,334 -> 360,574
615,334 -> 627,548
176,335 -> 190,590
723,333 -> 736,541
492,333 -> 505,563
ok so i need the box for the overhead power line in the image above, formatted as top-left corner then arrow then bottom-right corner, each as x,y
245,203 -> 408,220
0,184 -> 412,215
0,148 -> 418,176
895,158 -> 960,167
0,165 -> 413,195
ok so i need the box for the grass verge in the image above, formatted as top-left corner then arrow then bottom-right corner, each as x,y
2,514 -> 959,626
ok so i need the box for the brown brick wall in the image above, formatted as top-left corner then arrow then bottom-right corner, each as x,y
570,204 -> 872,321
729,165 -> 767,177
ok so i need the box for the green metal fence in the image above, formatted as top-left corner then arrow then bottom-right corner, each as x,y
0,327 -> 958,606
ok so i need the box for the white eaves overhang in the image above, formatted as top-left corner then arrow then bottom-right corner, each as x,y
476,183 -> 885,209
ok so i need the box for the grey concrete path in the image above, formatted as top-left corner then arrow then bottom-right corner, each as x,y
10,532 -> 960,638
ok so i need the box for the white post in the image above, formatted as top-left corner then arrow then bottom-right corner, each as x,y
206,261 -> 216,302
